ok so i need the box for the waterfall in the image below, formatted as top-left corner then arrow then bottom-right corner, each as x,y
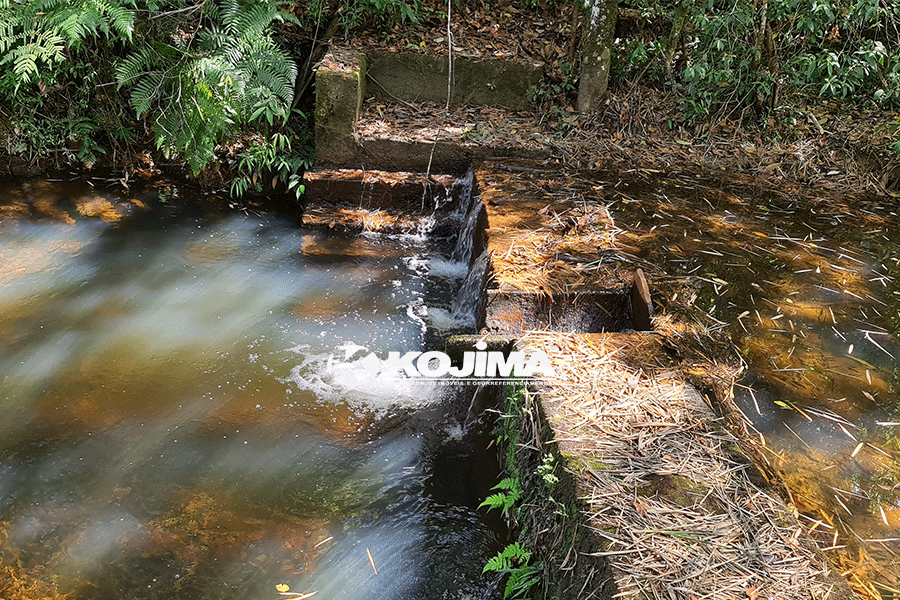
451,250 -> 492,329
451,201 -> 488,267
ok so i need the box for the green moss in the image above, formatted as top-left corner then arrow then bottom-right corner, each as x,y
488,383 -> 616,600
637,474 -> 707,508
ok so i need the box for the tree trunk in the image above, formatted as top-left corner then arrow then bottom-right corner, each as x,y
577,0 -> 619,113
663,0 -> 689,83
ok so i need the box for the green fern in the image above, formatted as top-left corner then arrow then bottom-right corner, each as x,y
483,542 -> 541,599
483,542 -> 531,574
478,477 -> 522,516
116,0 -> 298,174
0,0 -> 134,89
504,561 -> 542,599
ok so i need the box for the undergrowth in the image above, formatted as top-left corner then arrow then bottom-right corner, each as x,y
0,0 -> 314,197
478,384 -> 545,600
613,0 -> 900,141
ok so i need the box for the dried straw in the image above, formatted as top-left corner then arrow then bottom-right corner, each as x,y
518,331 -> 850,600
491,202 -> 628,295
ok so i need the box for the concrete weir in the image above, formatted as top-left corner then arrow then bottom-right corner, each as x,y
305,46 -> 854,600
311,47 -> 550,174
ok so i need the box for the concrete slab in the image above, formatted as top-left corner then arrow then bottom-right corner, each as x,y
366,50 -> 542,110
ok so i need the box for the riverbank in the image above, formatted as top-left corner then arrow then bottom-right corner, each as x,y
472,159 -> 876,598
511,331 -> 854,599
3,1 -> 899,196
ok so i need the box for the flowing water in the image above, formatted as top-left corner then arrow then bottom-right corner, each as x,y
594,169 -> 900,594
0,177 -> 501,600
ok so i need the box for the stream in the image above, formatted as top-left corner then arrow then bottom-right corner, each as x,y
4,168 -> 899,597
0,177 -> 501,600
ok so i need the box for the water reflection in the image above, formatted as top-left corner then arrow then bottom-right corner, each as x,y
598,170 -> 900,592
0,179 -> 498,600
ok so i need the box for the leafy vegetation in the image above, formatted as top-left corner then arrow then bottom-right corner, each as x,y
115,0 -> 299,174
0,0 -> 312,195
0,0 -> 134,92
614,0 -> 900,129
479,477 -> 522,519
2,0 -> 899,184
479,476 -> 542,599
476,384 -> 549,600
482,542 -> 543,600
300,0 -> 425,35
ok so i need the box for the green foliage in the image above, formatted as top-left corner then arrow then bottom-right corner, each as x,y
527,61 -> 576,109
480,384 -> 546,599
617,0 -> 900,126
483,542 -> 531,574
230,129 -> 314,199
483,542 -> 542,599
115,0 -> 298,174
0,0 -> 134,96
537,453 -> 558,487
478,477 -> 522,518
302,0 -> 422,34
2,56 -> 111,167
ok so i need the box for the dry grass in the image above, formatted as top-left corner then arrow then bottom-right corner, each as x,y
517,331 -> 852,600
491,202 -> 627,295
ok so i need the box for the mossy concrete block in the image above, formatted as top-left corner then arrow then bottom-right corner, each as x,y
366,50 -> 542,110
315,51 -> 366,164
445,334 -> 515,364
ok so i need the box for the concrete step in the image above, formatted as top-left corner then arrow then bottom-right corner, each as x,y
313,48 -> 553,174
302,167 -> 469,235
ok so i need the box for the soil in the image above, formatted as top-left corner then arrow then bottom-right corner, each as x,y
330,0 -> 900,197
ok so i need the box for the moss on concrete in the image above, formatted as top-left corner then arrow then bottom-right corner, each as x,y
366,50 -> 542,110
314,52 -> 366,165
496,384 -> 617,600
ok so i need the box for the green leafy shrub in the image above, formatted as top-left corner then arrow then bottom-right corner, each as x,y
301,0 -> 422,35
617,0 -> 900,125
115,0 -> 298,174
230,129 -> 314,199
0,0 -> 135,95
483,542 -> 542,600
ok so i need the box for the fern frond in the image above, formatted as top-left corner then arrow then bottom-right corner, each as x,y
243,43 -> 296,100
233,1 -> 277,39
130,70 -> 164,117
95,0 -> 135,40
198,25 -> 228,52
482,542 -> 532,575
483,553 -> 512,574
1,0 -> 135,90
115,45 -> 159,85
113,0 -> 296,173
505,562 -> 541,599
6,32 -> 66,83
492,477 -> 520,492
218,0 -> 241,35
478,492 -> 509,512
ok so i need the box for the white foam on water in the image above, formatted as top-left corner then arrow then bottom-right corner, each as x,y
281,348 -> 438,411
427,256 -> 469,278
444,422 -> 465,442
406,298 -> 429,334
403,255 -> 431,275
425,306 -> 475,330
